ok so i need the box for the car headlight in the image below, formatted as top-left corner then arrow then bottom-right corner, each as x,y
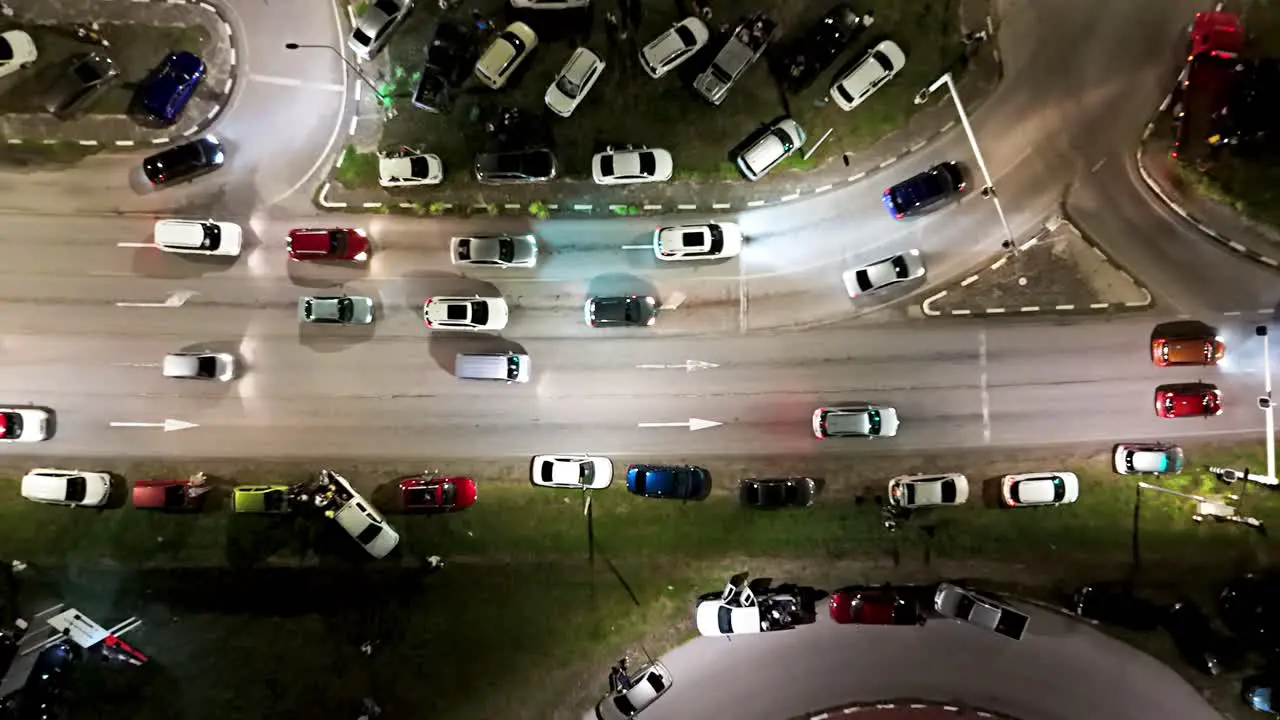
352,251 -> 368,261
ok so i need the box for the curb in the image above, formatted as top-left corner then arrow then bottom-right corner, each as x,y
802,699 -> 1020,720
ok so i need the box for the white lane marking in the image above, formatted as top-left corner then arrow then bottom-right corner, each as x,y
620,244 -> 651,250
1091,157 -> 1106,173
979,328 -> 991,444
111,362 -> 160,368
738,258 -> 747,334
116,242 -> 155,248
248,74 -> 344,91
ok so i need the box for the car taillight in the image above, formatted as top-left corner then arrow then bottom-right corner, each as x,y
895,212 -> 904,219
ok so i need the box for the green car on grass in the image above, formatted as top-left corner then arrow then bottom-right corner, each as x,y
233,485 -> 296,514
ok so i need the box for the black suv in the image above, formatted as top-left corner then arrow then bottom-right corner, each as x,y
143,135 -> 225,187
585,295 -> 656,328
412,19 -> 476,114
474,148 -> 557,184
776,5 -> 872,93
43,52 -> 120,120
881,162 -> 966,218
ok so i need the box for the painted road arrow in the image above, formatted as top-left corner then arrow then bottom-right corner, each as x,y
109,419 -> 199,432
635,360 -> 719,372
637,418 -> 723,431
115,290 -> 198,308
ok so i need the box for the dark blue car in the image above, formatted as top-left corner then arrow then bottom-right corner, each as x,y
881,161 -> 965,219
626,464 -> 709,500
135,51 -> 206,126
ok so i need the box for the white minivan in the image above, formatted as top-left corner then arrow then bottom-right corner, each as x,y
154,219 -> 242,256
455,352 -> 531,383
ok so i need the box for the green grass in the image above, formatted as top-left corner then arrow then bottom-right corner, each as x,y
333,145 -> 381,190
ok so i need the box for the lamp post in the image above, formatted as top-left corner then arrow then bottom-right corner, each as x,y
915,72 -> 1017,254
1259,325 -> 1276,483
284,42 -> 387,100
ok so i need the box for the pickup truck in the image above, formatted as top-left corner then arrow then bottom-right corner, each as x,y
693,14 -> 776,105
309,470 -> 401,559
933,582 -> 1029,640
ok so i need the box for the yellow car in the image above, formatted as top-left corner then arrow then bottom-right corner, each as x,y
232,485 -> 296,514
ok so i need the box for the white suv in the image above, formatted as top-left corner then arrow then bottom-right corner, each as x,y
653,222 -> 742,261
640,17 -> 709,79
830,40 -> 906,111
154,219 -> 242,256
545,47 -> 604,117
888,473 -> 969,508
734,116 -> 805,181
475,22 -> 538,89
1001,472 -> 1080,507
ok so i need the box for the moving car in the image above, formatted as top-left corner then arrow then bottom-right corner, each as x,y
233,485 -> 298,513
399,475 -> 477,511
529,454 -> 613,490
411,18 -> 476,114
474,148 -> 557,184
1000,472 -> 1080,507
812,404 -> 899,438
162,352 -> 236,381
830,39 -> 905,111
0,407 -> 50,443
887,473 -> 969,508
378,150 -> 443,187
733,116 -> 806,181
545,47 -> 604,117
348,0 -> 415,61
133,51 -> 205,126
0,30 -> 37,80
653,222 -> 742,261
829,585 -> 924,625
777,4 -> 871,93
593,147 -> 673,185
1187,10 -> 1243,61
154,219 -> 243,257
450,235 -> 538,268
639,16 -> 709,79
422,296 -> 509,330
882,162 -> 966,218
298,295 -> 375,325
934,582 -> 1029,640
1155,383 -> 1222,418
287,228 -> 370,262
1165,599 -> 1236,676
1113,443 -> 1184,474
474,21 -> 538,89
142,135 -> 225,187
131,478 -> 208,511
739,477 -> 816,508
842,249 -> 925,298
44,52 -> 119,119
1219,573 -> 1280,653
1150,333 -> 1225,366
1069,584 -> 1164,631
625,464 -> 709,500
20,469 -> 111,507
594,661 -> 673,720
585,295 -> 657,328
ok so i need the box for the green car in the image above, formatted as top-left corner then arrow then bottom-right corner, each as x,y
233,485 -> 296,514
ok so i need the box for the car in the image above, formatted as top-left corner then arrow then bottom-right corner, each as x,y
842,249 -> 926,298
545,47 -> 604,117
594,661 -> 673,720
154,219 -> 243,257
0,407 -> 50,443
739,477 -> 816,508
593,147 -> 673,185
733,116 -> 806,181
1113,443 -> 1185,474
933,582 -> 1030,640
131,478 -> 208,511
1155,383 -> 1222,418
474,148 -> 557,184
474,21 -> 538,89
1000,472 -> 1080,507
777,4 -> 871,93
882,162 -> 966,218
1188,10 -> 1243,61
584,295 -> 656,328
142,135 -> 225,187
298,295 -> 375,325
287,228 -> 370,262
529,454 -> 613,490
348,0 -> 414,61
1220,573 -> 1280,654
695,576 -> 807,636
830,40 -> 906,111
639,17 -> 709,79
652,222 -> 742,261
233,485 -> 298,514
1150,333 -> 1225,366
695,597 -> 765,636
0,30 -> 38,80
1165,599 -> 1237,676
626,465 -> 709,500
887,473 -> 969,508
315,470 -> 400,559
411,19 -> 476,114
133,51 -> 205,126
450,235 -> 538,268
162,352 -> 236,381
511,0 -> 590,8
43,52 -> 119,119
9,640 -> 79,720
1068,584 -> 1165,631
692,13 -> 775,105
20,469 -> 111,507
378,150 -> 443,187
829,585 -> 924,625
399,475 -> 477,511
422,296 -> 509,330
812,404 -> 899,438
1243,675 -> 1280,715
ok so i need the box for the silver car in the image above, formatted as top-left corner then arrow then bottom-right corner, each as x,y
450,235 -> 538,268
842,249 -> 925,298
812,404 -> 899,438
162,352 -> 236,381
298,295 -> 375,325
347,0 -> 415,61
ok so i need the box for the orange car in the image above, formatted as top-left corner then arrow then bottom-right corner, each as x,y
1151,335 -> 1225,366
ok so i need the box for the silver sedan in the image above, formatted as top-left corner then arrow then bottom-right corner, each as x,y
450,235 -> 538,268
298,295 -> 375,325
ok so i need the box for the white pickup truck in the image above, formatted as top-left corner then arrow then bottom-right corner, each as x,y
693,14 -> 776,105
933,582 -> 1029,640
311,470 -> 400,559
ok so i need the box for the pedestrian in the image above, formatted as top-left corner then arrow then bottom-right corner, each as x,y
427,555 -> 445,570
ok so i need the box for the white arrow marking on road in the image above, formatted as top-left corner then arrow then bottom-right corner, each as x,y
115,290 -> 198,308
637,418 -> 723,431
660,291 -> 686,310
635,360 -> 720,372
116,242 -> 157,248
111,362 -> 161,368
109,419 -> 199,432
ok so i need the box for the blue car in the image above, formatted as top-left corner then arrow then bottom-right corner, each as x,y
626,464 -> 709,500
881,161 -> 965,219
135,51 -> 206,126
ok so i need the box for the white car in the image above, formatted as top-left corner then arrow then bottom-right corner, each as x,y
450,235 -> 538,268
545,47 -> 604,117
0,30 -> 38,80
593,147 -> 673,185
154,219 -> 242,257
1001,472 -> 1080,507
1113,443 -> 1184,475
595,661 -> 673,720
378,151 -> 443,187
21,469 -> 111,507
830,39 -> 906,111
324,470 -> 400,559
812,405 -> 899,438
163,352 -> 236,382
0,407 -> 50,443
347,0 -> 415,61
640,17 -> 709,79
653,222 -> 742,261
511,0 -> 589,7
530,454 -> 613,489
695,598 -> 763,636
843,249 -> 925,298
422,296 -> 509,330
474,21 -> 538,89
888,473 -> 969,508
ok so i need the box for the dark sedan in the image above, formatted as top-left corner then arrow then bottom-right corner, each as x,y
626,464 -> 709,500
1069,584 -> 1164,631
739,477 -> 816,508
43,52 -> 119,119
1220,573 -> 1280,653
1164,599 -> 1238,676
585,295 -> 657,327
412,19 -> 476,114
143,135 -> 224,186
881,162 -> 966,218
777,4 -> 872,93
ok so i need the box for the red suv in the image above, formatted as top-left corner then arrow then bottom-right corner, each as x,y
1155,383 -> 1222,418
286,228 -> 370,262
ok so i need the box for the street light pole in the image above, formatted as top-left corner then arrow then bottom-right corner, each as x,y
284,42 -> 387,100
915,72 -> 1017,253
1258,325 -> 1276,483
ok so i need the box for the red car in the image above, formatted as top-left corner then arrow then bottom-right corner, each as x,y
132,478 -> 210,510
286,228 -> 370,262
829,586 -> 923,625
398,475 -> 477,511
1187,10 -> 1243,62
1155,383 -> 1222,418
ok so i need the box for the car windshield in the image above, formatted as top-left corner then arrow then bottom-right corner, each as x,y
337,298 -> 354,322
541,464 -> 557,484
1,413 -> 20,437
581,462 -> 594,482
164,484 -> 187,506
624,300 -> 642,322
556,70 -> 583,97
867,410 -> 881,435
612,694 -> 638,715
196,356 -> 217,377
940,480 -> 956,503
638,152 -> 656,175
855,269 -> 874,291
352,28 -> 373,45
470,302 -> 488,325
73,60 -> 105,83
872,49 -> 894,73
65,476 -> 87,503
440,482 -> 456,505
0,39 -> 13,61
717,606 -> 734,634
356,523 -> 384,546
954,594 -> 976,618
497,237 -> 515,262
890,255 -> 908,278
674,25 -> 696,49
904,484 -> 916,504
599,155 -> 615,176
409,156 -> 431,178
262,489 -> 285,512
328,230 -> 346,254
202,223 -> 222,250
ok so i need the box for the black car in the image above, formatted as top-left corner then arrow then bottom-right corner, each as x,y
42,52 -> 120,120
1069,584 -> 1164,631
1220,573 -> 1280,653
142,135 -> 225,186
777,4 -> 872,93
1165,600 -> 1238,676
881,162 -> 966,218
585,295 -> 656,328
474,148 -> 557,184
626,464 -> 710,500
411,19 -> 476,114
1242,674 -> 1280,714
739,477 -> 816,508
1,639 -> 80,719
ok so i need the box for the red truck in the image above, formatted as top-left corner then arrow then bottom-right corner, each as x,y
1187,10 -> 1244,62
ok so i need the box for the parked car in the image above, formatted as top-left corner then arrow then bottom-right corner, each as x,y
882,162 -> 966,218
733,116 -> 806,181
693,13 -> 775,105
233,485 -> 298,513
142,135 -> 225,187
888,473 -> 969,508
133,51 -> 205,126
422,296 -> 509,330
348,0 -> 415,61
842,250 -> 925,298
154,219 -> 242,257
739,477 -> 816,508
1155,383 -> 1223,418
934,582 -> 1030,640
474,148 -> 556,184
44,52 -> 119,119
298,295 -> 375,325
830,40 -> 905,111
1069,584 -> 1165,631
653,222 -> 742,261
1187,9 -> 1244,61
695,575 -> 804,636
1220,573 -> 1280,654
287,228 -> 370,262
379,150 -> 443,187
0,30 -> 37,80
593,147 -> 673,185
640,17 -> 709,79
511,0 -> 590,7
626,464 -> 709,500
1000,472 -> 1080,507
399,475 -> 477,511
812,404 -> 899,438
0,407 -> 50,443
585,295 -> 656,327
1151,333 -> 1225,365
162,352 -> 236,382
829,585 -> 924,625
594,661 -> 673,720
450,235 -> 538,268
1242,674 -> 1280,715
778,5 -> 871,93
474,21 -> 538,89
1165,599 -> 1237,676
545,47 -> 604,117
21,469 -> 111,507
530,454 -> 613,490
312,470 -> 400,558
411,18 -> 476,113
132,478 -> 208,511
1113,443 -> 1185,474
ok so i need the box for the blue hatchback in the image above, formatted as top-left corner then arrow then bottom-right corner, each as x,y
626,464 -> 709,500
881,161 -> 966,219
135,51 -> 206,126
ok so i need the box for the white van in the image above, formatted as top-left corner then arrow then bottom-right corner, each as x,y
154,219 -> 243,256
456,352 -> 530,383
734,117 -> 806,181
